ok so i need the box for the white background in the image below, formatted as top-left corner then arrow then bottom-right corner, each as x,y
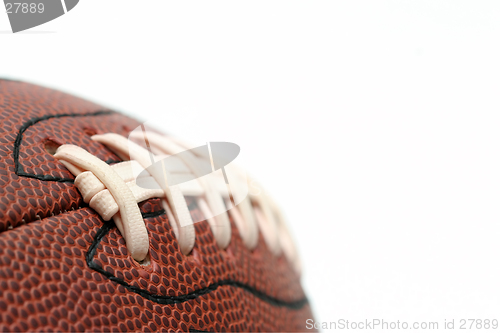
2,1 -> 500,331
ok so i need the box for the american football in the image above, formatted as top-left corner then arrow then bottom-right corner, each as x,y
0,79 -> 314,332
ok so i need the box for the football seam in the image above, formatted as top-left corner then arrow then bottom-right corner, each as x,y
13,110 -> 115,183
86,210 -> 309,310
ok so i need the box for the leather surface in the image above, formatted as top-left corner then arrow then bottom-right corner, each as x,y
0,80 -> 315,332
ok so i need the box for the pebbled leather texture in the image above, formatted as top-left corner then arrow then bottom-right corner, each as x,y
0,80 -> 315,332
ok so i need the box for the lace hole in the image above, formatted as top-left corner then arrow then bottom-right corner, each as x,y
83,127 -> 98,137
136,253 -> 151,266
44,139 -> 62,155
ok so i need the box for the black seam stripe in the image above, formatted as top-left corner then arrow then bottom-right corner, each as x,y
142,209 -> 166,219
0,78 -> 21,82
13,110 -> 114,182
86,213 -> 309,310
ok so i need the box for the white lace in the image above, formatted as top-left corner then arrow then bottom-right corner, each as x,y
54,132 -> 300,272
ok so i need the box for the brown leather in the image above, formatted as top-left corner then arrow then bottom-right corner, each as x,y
0,80 -> 315,332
